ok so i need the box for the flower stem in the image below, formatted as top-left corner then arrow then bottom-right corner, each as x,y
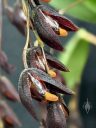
33,31 -> 50,74
23,2 -> 30,69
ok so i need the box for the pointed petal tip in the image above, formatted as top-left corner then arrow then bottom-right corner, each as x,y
46,52 -> 70,72
72,91 -> 76,95
57,46 -> 64,52
61,66 -> 70,72
72,25 -> 79,31
69,90 -> 75,95
64,87 -> 75,95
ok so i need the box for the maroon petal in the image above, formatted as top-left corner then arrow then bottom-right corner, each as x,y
0,76 -> 20,102
18,70 -> 39,121
28,72 -> 47,101
45,52 -> 70,72
51,15 -> 78,31
32,7 -> 64,51
23,68 -> 74,95
41,5 -> 78,31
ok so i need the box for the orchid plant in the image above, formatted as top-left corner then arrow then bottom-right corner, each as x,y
17,0 -> 78,128
0,0 -> 80,128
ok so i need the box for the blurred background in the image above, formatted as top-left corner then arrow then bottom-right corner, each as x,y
1,0 -> 96,128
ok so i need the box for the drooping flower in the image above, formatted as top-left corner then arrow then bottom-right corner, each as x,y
27,46 -> 70,72
28,0 -> 78,51
18,68 -> 74,120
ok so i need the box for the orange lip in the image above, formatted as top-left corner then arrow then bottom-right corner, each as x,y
44,92 -> 58,101
48,70 -> 56,78
59,28 -> 68,37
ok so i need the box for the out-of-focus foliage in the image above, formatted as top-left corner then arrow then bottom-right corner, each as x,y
50,0 -> 96,89
58,29 -> 96,89
50,0 -> 96,23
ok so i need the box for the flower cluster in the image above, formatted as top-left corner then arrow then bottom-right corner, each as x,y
11,0 -> 78,127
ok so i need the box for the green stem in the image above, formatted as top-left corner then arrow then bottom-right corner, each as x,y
23,3 -> 30,69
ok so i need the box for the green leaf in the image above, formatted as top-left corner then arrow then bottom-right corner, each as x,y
58,29 -> 90,89
50,0 -> 96,23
